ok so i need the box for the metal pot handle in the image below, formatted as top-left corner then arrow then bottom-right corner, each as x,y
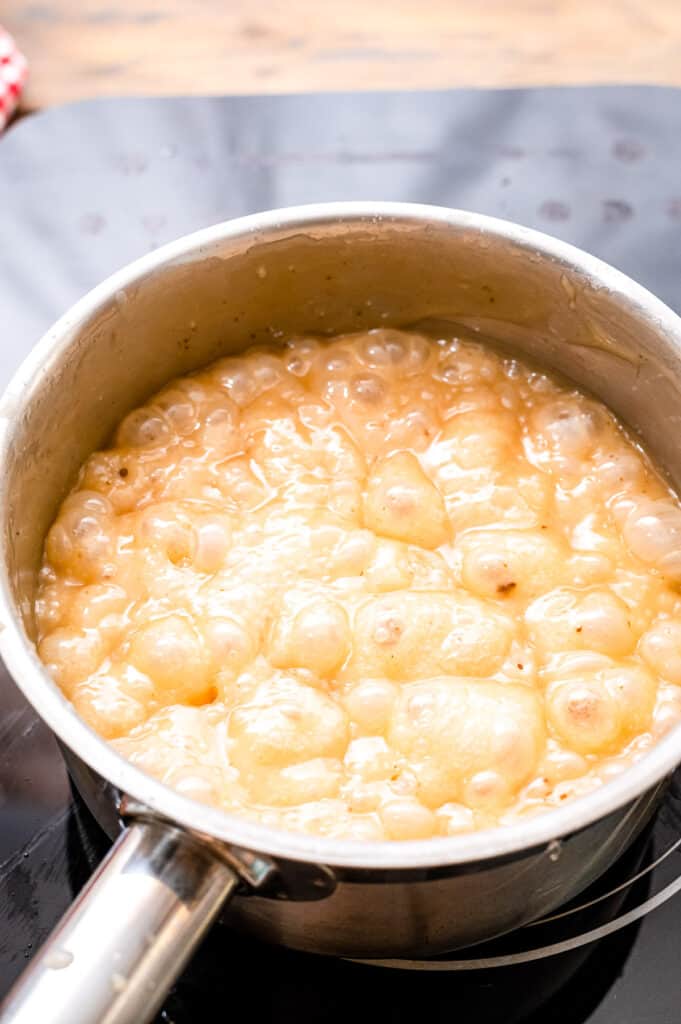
0,819 -> 239,1024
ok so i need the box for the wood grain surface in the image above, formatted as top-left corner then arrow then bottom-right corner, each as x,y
4,0 -> 681,111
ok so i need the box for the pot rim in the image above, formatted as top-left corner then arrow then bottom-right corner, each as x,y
2,200 -> 681,871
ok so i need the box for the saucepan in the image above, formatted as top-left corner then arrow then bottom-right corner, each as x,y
1,203 -> 681,1024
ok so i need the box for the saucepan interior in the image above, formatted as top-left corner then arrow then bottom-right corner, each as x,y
2,204 -> 681,952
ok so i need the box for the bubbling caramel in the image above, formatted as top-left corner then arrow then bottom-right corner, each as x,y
35,328 -> 681,840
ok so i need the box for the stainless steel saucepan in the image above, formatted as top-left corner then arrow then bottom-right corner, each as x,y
2,203 -> 681,1024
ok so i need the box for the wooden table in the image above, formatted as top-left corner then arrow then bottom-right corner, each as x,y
5,0 -> 681,113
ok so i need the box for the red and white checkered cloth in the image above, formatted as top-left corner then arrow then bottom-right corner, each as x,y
0,27 -> 28,133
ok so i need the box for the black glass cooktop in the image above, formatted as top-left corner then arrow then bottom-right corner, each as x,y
2,85 -> 681,1022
